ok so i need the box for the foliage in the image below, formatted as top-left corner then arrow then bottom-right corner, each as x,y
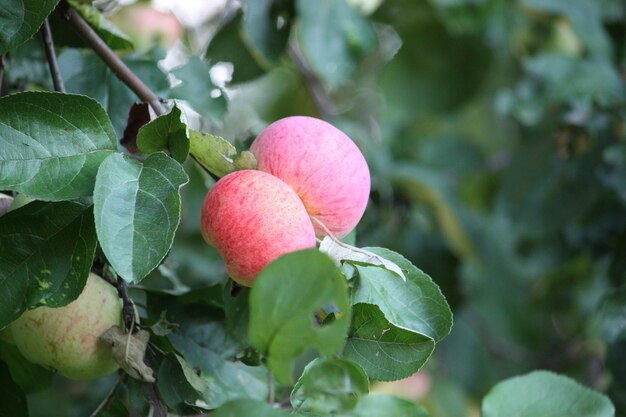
0,0 -> 624,416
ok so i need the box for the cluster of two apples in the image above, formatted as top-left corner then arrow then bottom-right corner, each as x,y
201,116 -> 371,286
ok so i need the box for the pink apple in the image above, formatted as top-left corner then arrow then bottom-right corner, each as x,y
10,273 -> 123,380
200,170 -> 316,286
250,116 -> 370,238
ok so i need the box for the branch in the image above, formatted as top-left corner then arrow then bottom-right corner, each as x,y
116,276 -> 137,333
40,18 -> 65,93
149,382 -> 166,417
58,1 -> 166,115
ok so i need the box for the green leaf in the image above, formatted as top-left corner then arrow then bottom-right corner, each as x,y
94,152 -> 189,283
249,250 -> 351,384
169,332 -> 268,409
345,394 -> 429,417
295,0 -> 377,88
212,399 -> 297,417
205,12 -> 265,84
291,358 -> 369,414
482,371 -> 615,417
223,285 -> 250,346
59,49 -> 169,138
352,248 -> 452,342
157,354 -> 206,412
68,1 -> 134,51
169,57 -> 227,122
4,38 -> 50,89
0,92 -> 118,200
137,103 -> 190,163
241,0 -> 292,64
188,129 -> 236,178
0,340 -> 53,393
0,200 -> 96,328
342,304 -> 435,381
0,0 -> 60,54
0,361 -> 28,417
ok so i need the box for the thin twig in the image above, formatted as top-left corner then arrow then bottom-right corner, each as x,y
149,383 -> 166,417
89,377 -> 121,417
287,41 -> 336,119
40,18 -> 65,93
58,1 -> 166,115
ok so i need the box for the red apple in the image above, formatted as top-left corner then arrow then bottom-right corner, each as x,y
200,170 -> 316,286
250,116 -> 370,238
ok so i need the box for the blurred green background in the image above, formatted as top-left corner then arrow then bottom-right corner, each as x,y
5,0 -> 625,415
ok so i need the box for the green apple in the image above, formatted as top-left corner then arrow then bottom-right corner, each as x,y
11,273 -> 123,380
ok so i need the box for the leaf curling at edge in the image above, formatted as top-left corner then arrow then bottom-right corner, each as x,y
318,236 -> 406,281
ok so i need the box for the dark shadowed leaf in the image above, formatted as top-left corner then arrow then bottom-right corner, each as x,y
0,92 -> 117,200
0,361 -> 28,417
249,250 -> 351,384
0,0 -> 60,54
241,0 -> 293,64
94,152 -> 189,283
121,103 -> 152,153
157,354 -> 206,412
0,200 -> 96,328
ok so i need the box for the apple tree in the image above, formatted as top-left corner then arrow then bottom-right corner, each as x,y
0,0 -> 624,416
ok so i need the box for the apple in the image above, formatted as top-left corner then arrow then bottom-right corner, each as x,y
200,169 -> 316,286
250,116 -> 370,238
11,273 -> 123,380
